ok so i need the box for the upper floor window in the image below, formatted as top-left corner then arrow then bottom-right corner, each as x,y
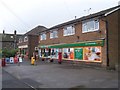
40,33 -> 46,40
63,25 -> 75,36
24,36 -> 28,42
19,38 -> 22,43
82,19 -> 99,33
50,30 -> 58,39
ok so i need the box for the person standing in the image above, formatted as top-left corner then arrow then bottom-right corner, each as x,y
18,54 -> 22,66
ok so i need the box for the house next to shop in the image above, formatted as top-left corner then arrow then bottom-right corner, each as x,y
18,25 -> 47,59
38,5 -> 119,70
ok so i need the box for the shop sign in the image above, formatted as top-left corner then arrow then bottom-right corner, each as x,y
40,40 -> 104,48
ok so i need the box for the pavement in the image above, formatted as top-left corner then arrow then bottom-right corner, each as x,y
2,59 -> 119,89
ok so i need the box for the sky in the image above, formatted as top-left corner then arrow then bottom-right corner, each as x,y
0,0 -> 119,34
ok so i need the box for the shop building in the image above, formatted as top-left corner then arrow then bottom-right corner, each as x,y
38,5 -> 119,70
18,25 -> 47,58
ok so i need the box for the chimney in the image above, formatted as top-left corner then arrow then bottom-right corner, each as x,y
14,30 -> 17,35
3,30 -> 5,34
118,1 -> 120,5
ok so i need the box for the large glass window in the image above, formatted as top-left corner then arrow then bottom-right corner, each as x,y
50,30 -> 58,39
82,19 -> 99,33
63,25 -> 75,36
83,47 -> 101,61
62,48 -> 74,59
40,33 -> 46,40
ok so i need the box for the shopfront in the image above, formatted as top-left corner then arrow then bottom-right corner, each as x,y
38,40 -> 104,63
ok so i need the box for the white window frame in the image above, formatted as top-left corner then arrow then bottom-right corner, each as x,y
19,38 -> 22,43
24,36 -> 28,42
50,30 -> 58,39
63,25 -> 75,36
40,33 -> 46,40
82,19 -> 99,33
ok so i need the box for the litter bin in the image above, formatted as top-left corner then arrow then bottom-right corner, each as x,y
2,58 -> 6,67
5,58 -> 10,64
10,57 -> 14,64
31,57 -> 35,65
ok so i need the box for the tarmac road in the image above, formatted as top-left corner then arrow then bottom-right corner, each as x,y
2,69 -> 37,90
2,59 -> 119,89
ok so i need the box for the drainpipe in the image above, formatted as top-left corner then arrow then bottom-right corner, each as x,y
105,20 -> 109,67
101,17 -> 109,67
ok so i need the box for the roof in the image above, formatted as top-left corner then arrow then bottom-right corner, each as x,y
25,25 -> 47,35
47,5 -> 120,30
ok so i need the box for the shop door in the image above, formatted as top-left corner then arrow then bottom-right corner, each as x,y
74,48 -> 83,60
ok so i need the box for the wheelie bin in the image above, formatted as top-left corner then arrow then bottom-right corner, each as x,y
5,58 -> 10,64
14,57 -> 18,64
10,57 -> 14,64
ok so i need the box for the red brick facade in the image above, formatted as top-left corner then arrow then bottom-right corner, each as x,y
38,6 -> 119,70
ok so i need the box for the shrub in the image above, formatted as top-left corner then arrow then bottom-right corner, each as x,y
2,49 -> 18,58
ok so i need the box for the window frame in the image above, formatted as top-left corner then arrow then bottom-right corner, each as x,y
19,38 -> 22,43
50,30 -> 58,39
63,25 -> 75,36
82,19 -> 99,33
40,33 -> 46,40
24,36 -> 28,42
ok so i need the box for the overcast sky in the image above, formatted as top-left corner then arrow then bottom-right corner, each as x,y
0,0 -> 119,34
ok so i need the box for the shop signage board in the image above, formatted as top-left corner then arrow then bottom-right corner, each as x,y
39,40 -> 104,48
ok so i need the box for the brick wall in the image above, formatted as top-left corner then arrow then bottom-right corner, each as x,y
107,11 -> 119,70
39,18 -> 108,67
39,19 -> 106,44
28,35 -> 39,58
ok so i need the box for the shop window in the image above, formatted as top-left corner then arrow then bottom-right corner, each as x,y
63,25 -> 75,36
51,48 -> 59,59
83,47 -> 101,61
82,19 -> 99,33
40,33 -> 46,40
50,30 -> 58,39
63,48 -> 74,59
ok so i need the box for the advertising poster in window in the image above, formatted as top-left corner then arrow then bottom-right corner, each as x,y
83,47 -> 101,61
51,48 -> 59,59
74,48 -> 83,60
63,48 -> 74,59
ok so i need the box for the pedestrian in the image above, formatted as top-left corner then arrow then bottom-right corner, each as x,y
18,55 -> 22,66
34,53 -> 37,65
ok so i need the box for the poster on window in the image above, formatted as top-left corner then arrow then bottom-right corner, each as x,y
74,48 -> 83,60
51,48 -> 59,59
63,48 -> 74,59
83,47 -> 101,61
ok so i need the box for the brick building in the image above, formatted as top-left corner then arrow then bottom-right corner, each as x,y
18,25 -> 47,58
0,30 -> 22,50
38,5 -> 119,70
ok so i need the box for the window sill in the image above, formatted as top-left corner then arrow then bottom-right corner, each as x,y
82,29 -> 99,33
